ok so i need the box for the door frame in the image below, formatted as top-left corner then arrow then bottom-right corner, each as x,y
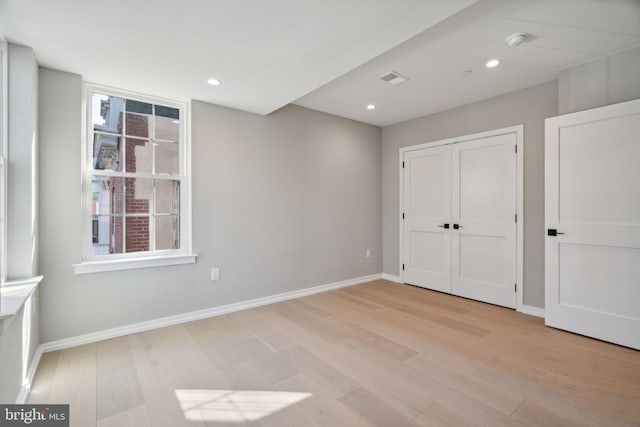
399,125 -> 525,311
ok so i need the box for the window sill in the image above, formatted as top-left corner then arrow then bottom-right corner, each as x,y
73,253 -> 198,274
0,276 -> 43,334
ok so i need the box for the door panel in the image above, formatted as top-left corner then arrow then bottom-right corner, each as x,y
451,135 -> 517,308
458,143 -> 506,221
459,234 -> 506,285
403,146 -> 451,293
546,99 -> 640,349
558,116 -> 640,224
558,243 -> 640,320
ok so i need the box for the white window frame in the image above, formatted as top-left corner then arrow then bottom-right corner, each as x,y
0,41 -> 7,284
74,83 -> 196,274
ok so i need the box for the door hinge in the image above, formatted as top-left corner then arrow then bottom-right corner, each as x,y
515,145 -> 518,154
402,212 -> 405,220
402,264 -> 405,271
514,283 -> 517,292
402,161 -> 405,168
515,213 -> 517,223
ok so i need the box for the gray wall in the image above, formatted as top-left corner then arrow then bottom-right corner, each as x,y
382,81 -> 558,308
0,43 -> 40,403
559,46 -> 640,114
38,68 -> 381,343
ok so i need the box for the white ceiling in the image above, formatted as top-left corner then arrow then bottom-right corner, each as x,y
296,0 -> 640,126
0,0 -> 475,116
1,0 -> 639,126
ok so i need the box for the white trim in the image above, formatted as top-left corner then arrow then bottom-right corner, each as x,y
382,273 -> 401,283
518,304 -> 545,318
515,125 -> 525,312
40,273 -> 382,352
15,345 -> 43,404
399,125 -> 524,309
73,253 -> 197,274
0,276 -> 43,332
399,125 -> 523,153
398,150 -> 404,282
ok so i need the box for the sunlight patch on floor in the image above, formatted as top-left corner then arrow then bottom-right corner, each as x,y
175,389 -> 312,423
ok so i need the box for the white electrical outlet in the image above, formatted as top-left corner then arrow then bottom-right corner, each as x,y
211,267 -> 220,281
366,249 -> 371,258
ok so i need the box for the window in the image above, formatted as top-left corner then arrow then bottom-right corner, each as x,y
74,85 -> 196,274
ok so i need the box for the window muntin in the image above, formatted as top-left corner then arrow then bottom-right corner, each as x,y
86,87 -> 187,260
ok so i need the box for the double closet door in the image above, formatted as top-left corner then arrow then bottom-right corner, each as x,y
402,132 -> 517,308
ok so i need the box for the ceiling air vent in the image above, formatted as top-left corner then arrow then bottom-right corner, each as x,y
380,71 -> 409,86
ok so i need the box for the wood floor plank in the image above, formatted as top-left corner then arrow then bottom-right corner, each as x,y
277,346 -> 360,397
231,337 -> 298,384
511,396 -> 636,427
272,301 -> 347,344
338,386 -> 423,427
403,352 -> 525,415
260,304 -> 431,417
96,404 -> 151,427
129,327 -> 206,427
341,285 -> 491,337
95,336 -> 144,420
274,373 -> 368,427
27,280 -> 640,426
27,351 -> 60,403
48,343 -> 97,427
183,315 -> 252,369
321,315 -> 418,362
416,401 -> 482,427
227,309 -> 296,352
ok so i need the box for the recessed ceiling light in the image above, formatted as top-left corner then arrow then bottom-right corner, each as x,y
486,59 -> 501,68
207,78 -> 221,86
366,104 -> 376,111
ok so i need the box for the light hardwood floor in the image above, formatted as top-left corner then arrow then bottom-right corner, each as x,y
28,280 -> 640,426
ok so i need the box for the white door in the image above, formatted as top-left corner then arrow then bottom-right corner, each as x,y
545,99 -> 640,350
451,135 -> 517,308
402,146 -> 451,293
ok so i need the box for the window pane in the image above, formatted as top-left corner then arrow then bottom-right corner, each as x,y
91,215 -> 123,255
125,177 -> 152,214
155,115 -> 179,141
125,99 -> 152,115
92,176 -> 123,215
125,138 -> 152,173
92,92 -> 123,134
125,112 -> 151,138
155,141 -> 179,175
155,180 -> 180,214
93,133 -> 122,171
155,215 -> 180,250
125,216 -> 150,253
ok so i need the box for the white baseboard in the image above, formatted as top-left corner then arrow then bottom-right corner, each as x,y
40,273 -> 383,354
518,304 -> 545,318
15,345 -> 44,403
381,273 -> 401,283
